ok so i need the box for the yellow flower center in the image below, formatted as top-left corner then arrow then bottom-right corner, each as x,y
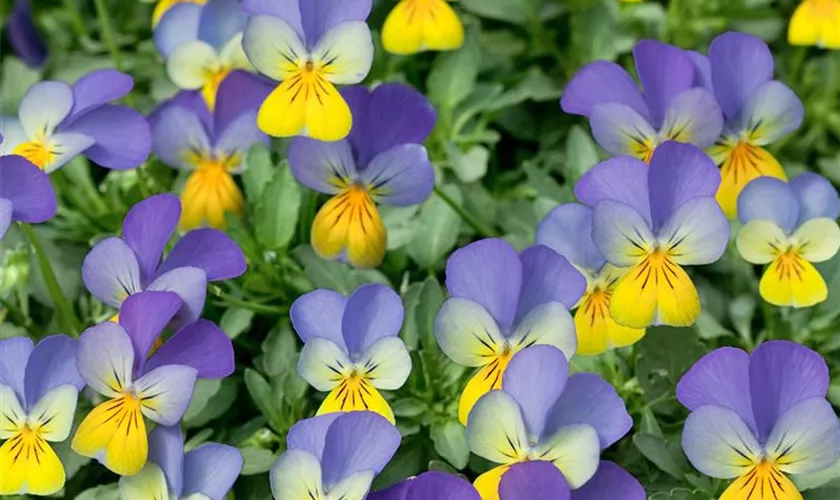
580,288 -> 611,326
12,139 -> 54,170
202,66 -> 231,111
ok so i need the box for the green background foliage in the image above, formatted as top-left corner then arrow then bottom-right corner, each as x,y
2,0 -> 840,498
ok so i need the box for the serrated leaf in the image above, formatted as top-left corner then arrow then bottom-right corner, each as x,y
254,162 -> 301,250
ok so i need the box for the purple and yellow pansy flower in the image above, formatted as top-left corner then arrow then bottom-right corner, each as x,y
71,290 -> 234,476
536,204 -> 645,356
0,70 -> 151,172
0,336 -> 85,496
154,0 -> 252,111
736,173 -> 840,308
465,345 -> 633,500
381,0 -> 464,55
289,83 -> 435,269
242,0 -> 375,141
434,238 -> 585,424
291,284 -> 411,424
82,194 -> 246,324
270,411 -> 400,500
151,0 -> 207,27
119,425 -> 242,500
679,341 -> 840,500
577,141 -> 729,329
5,0 -> 47,68
561,39 -> 723,164
691,32 -> 805,218
151,71 -> 272,230
789,0 -> 840,49
0,145 -> 57,240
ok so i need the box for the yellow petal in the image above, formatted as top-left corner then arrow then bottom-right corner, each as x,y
12,140 -> 53,170
720,462 -> 803,500
0,431 -> 65,495
715,142 -> 787,219
316,376 -> 395,424
71,395 -> 148,476
473,465 -> 511,500
458,354 -> 512,425
382,0 -> 465,55
759,252 -> 828,308
788,0 -> 840,49
258,71 -> 352,141
574,289 -> 645,356
179,162 -> 245,230
311,187 -> 387,269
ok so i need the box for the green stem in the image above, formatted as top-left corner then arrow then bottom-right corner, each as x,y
20,224 -> 82,336
210,286 -> 288,315
0,296 -> 43,338
433,185 -> 497,238
93,0 -> 123,71
61,0 -> 89,41
134,162 -> 153,198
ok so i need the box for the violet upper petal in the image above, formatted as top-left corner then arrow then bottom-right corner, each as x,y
119,290 -> 183,374
320,411 -> 400,488
560,61 -> 649,120
63,104 -> 152,170
502,346 -> 569,439
147,320 -> 235,379
182,443 -> 243,500
790,172 -> 840,224
23,335 -> 83,410
516,245 -> 586,319
81,237 -> 143,308
708,32 -> 774,121
633,40 -> 695,128
570,461 -> 646,500
158,228 -> 247,281
154,3 -> 201,59
290,289 -> 348,349
574,156 -> 651,225
298,0 -> 372,48
122,193 -> 181,284
0,336 -> 34,403
68,69 -> 133,120
341,284 -> 404,356
535,203 -> 606,272
198,0 -> 246,50
500,461 -> 570,500
148,425 -> 186,497
5,0 -> 47,68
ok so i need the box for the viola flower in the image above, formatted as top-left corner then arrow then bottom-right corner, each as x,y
381,0 -> 464,55
369,471 -> 480,500
0,148 -> 57,240
679,341 -> 840,500
465,345 -> 632,500
536,204 -> 645,356
151,0 -> 207,27
0,336 -> 85,495
577,141 -> 729,328
291,284 -> 411,424
434,238 -> 584,424
561,39 -> 722,164
154,0 -> 252,111
82,193 -> 247,324
119,425 -> 242,499
692,32 -> 805,218
0,70 -> 150,173
735,173 -> 840,308
289,83 -> 435,269
270,411 -> 400,500
789,0 -> 840,49
152,71 -> 272,230
242,0 -> 375,141
4,0 -> 48,68
72,291 -> 235,475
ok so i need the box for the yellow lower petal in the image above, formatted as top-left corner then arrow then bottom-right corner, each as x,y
180,162 -> 245,230
0,430 -> 65,495
152,0 -> 207,26
382,0 -> 465,55
574,290 -> 646,356
258,69 -> 352,141
759,251 -> 827,308
474,464 -> 512,500
458,353 -> 512,425
720,462 -> 803,500
71,395 -> 148,476
715,142 -> 787,219
317,375 -> 395,424
311,186 -> 387,269
788,0 -> 840,49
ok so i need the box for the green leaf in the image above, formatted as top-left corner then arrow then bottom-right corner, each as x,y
445,144 -> 489,183
254,161 -> 302,250
416,277 -> 445,351
244,368 -> 284,432
407,185 -> 463,269
292,246 -> 391,294
1,58 -> 42,114
431,420 -> 470,469
634,326 -> 704,415
243,144 -> 274,204
428,23 -> 481,110
239,447 -> 278,475
261,322 -> 299,378
633,433 -> 691,480
564,125 -> 600,181
183,378 -> 238,427
459,0 -> 536,25
220,307 -> 255,339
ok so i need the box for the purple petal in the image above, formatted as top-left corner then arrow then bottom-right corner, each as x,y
560,61 -> 649,120
159,228 -> 247,281
148,90 -> 211,132
147,267 -> 209,327
360,145 -> 434,206
739,81 -> 803,145
445,238 -> 523,332
5,0 -> 47,68
213,110 -> 267,163
288,138 -> 357,194
152,104 -> 213,170
343,83 -> 436,167
368,478 -> 411,500
676,347 -> 757,435
633,40 -> 695,128
148,425 -> 185,497
0,199 -> 11,239
791,172 -> 840,224
135,364 -> 198,426
68,69 -> 133,120
588,102 -> 657,158
736,176 -> 798,233
660,88 -> 724,149
299,0 -> 372,47
500,461 -> 570,500
154,3 -> 201,59
147,320 -> 235,379
77,322 -> 135,396
0,154 -> 57,223
574,157 -> 651,225
320,411 -> 400,487
545,373 -> 632,450
516,245 -> 586,320
0,337 -> 34,404
570,462 -> 646,500
647,141 -> 720,232
290,289 -> 348,349
341,284 -> 404,356
198,0 -> 246,50
81,237 -> 143,307
687,51 -> 712,90
123,194 -> 181,284
394,472 -> 479,500
709,32 -> 774,121
183,444 -> 243,500
214,71 -> 274,135
286,413 -> 342,459
503,346 -> 569,438
63,104 -> 152,170
119,291 -> 183,373
243,0 -> 303,35
749,340 -> 830,442
23,335 -> 83,410
535,204 -> 605,271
